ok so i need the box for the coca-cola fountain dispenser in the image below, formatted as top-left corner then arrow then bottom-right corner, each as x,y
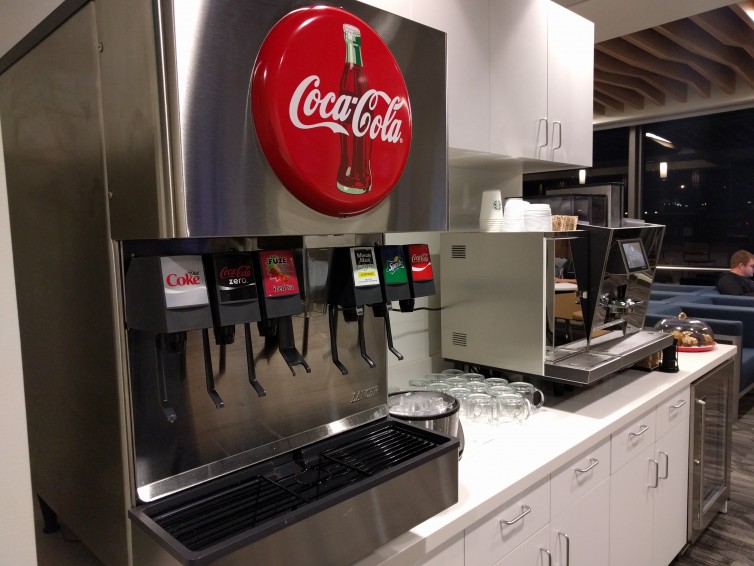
124,255 -> 221,421
328,246 -> 383,374
204,252 -> 266,397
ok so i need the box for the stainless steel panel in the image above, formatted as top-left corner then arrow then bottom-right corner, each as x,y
688,359 -> 733,543
99,0 -> 448,239
131,440 -> 459,566
0,6 -> 130,566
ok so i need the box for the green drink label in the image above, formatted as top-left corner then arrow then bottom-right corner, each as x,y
381,245 -> 408,285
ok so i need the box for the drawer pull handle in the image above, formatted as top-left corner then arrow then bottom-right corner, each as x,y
575,458 -> 599,474
540,547 -> 552,566
499,504 -> 531,527
629,424 -> 649,439
558,531 -> 571,566
670,400 -> 687,410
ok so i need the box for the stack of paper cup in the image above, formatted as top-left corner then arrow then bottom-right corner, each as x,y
501,198 -> 529,231
479,189 -> 504,232
524,203 -> 553,231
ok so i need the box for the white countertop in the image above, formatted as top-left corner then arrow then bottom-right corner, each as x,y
357,344 -> 737,566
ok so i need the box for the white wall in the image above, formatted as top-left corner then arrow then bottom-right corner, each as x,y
0,1 -> 65,564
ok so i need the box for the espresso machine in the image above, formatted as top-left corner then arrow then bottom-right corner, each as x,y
440,223 -> 673,385
0,1 -> 458,565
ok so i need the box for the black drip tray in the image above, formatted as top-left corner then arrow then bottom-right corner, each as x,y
129,418 -> 458,565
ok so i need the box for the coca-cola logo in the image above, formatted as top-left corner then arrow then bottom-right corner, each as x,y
219,266 -> 252,279
411,253 -> 430,263
251,7 -> 412,217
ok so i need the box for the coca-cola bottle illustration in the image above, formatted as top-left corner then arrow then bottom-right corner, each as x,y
336,24 -> 372,195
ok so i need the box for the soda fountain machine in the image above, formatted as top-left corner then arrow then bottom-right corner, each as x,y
0,1 -> 457,565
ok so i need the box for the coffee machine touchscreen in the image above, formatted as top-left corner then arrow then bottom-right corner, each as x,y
619,239 -> 649,272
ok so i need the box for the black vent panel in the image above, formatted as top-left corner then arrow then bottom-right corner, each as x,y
452,332 -> 467,347
450,245 -> 466,259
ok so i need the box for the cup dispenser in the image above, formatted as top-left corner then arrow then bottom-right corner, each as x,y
125,255 -> 221,422
204,252 -> 266,397
252,249 -> 311,376
328,246 -> 383,374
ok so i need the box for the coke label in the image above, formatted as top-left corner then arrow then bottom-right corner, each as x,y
160,256 -> 209,309
213,254 -> 258,304
407,244 -> 434,282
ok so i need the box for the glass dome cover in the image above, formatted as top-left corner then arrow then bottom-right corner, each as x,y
653,311 -> 716,352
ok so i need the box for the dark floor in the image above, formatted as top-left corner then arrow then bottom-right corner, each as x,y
35,393 -> 754,565
671,392 -> 754,566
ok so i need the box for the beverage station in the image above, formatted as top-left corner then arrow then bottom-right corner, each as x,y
0,1 -> 459,564
0,0 -> 740,565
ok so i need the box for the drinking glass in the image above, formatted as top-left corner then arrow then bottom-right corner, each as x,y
462,373 -> 486,383
441,368 -> 464,377
408,378 -> 430,390
466,393 -> 497,425
496,393 -> 531,424
509,382 -> 545,409
484,377 -> 509,390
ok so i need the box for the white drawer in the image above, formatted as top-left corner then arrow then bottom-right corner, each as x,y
550,437 -> 610,518
611,407 -> 656,474
465,476 -> 550,566
655,387 -> 691,440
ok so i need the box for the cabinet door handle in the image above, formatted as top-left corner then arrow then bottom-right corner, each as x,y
574,457 -> 599,474
670,399 -> 687,410
659,451 -> 669,479
558,531 -> 570,566
552,121 -> 563,150
540,547 -> 552,566
629,424 -> 649,439
697,399 -> 707,524
538,117 -> 549,149
649,458 -> 659,488
499,504 -> 531,527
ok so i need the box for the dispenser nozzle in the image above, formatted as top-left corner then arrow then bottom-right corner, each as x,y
202,329 -> 224,408
244,323 -> 266,397
155,334 -> 177,423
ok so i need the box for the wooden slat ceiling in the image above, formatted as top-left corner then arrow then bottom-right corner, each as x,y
593,1 -> 754,116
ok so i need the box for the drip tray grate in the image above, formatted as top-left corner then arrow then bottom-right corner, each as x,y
134,420 -> 449,556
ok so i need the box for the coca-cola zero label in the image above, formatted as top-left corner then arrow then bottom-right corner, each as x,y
251,7 -> 412,218
214,254 -> 258,304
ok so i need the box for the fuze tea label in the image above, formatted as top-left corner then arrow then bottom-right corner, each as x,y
407,244 -> 434,282
259,250 -> 300,298
160,255 -> 209,309
380,245 -> 408,285
350,247 -> 380,287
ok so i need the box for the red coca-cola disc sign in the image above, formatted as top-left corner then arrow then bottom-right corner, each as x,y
251,6 -> 412,217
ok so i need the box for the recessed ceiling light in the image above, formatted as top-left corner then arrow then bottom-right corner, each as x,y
645,132 -> 675,149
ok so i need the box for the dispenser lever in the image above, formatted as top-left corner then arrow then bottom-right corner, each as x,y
155,335 -> 177,423
277,316 -> 311,376
244,323 -> 266,397
357,310 -> 375,368
372,304 -> 403,360
202,329 -> 225,408
329,304 -> 349,375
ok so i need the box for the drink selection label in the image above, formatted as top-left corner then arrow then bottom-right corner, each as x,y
350,247 -> 380,287
160,255 -> 209,309
213,253 -> 258,304
259,250 -> 300,298
380,245 -> 408,285
407,244 -> 434,282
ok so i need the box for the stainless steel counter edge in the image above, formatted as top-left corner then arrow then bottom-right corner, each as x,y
357,344 -> 737,566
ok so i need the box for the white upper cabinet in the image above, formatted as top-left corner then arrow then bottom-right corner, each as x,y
489,0 -> 548,162
489,0 -> 593,170
411,0 -> 490,153
546,1 -> 594,168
